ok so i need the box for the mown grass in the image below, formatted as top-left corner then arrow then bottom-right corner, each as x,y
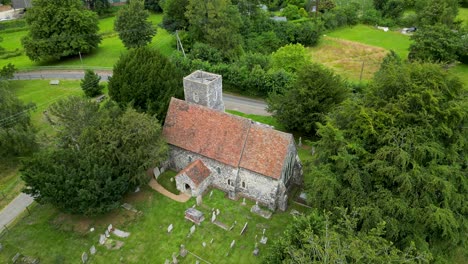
0,186 -> 311,263
457,7 -> 468,26
326,24 -> 412,58
0,13 -> 175,69
226,110 -> 285,131
157,170 -> 179,194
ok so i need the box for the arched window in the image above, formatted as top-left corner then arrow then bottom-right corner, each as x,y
217,167 -> 221,174
227,179 -> 231,186
242,181 -> 246,188
188,156 -> 192,163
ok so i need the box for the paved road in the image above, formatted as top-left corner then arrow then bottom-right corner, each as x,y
13,70 -> 270,115
0,193 -> 34,232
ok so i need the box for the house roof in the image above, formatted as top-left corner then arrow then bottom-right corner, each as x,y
177,159 -> 211,187
163,98 -> 294,180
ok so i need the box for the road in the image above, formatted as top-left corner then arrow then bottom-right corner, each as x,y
0,193 -> 34,232
13,70 -> 270,116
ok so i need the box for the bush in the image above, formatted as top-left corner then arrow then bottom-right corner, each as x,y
188,42 -> 223,64
282,4 -> 301,20
81,70 -> 103,97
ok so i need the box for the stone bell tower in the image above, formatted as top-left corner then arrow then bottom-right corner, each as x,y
183,70 -> 225,112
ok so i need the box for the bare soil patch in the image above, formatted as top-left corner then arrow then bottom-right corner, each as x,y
309,37 -> 388,82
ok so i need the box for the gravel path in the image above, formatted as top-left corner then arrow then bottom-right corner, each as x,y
148,178 -> 190,202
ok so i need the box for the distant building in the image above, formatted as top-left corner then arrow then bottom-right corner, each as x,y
162,71 -> 303,211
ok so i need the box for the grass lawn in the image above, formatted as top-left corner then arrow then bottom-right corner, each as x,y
0,186 -> 311,263
157,170 -> 179,194
326,24 -> 412,58
0,159 -> 23,210
0,13 -> 175,69
309,36 -> 388,82
457,8 -> 468,26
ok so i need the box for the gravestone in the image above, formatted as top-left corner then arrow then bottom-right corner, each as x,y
107,224 -> 113,232
12,253 -> 21,263
260,229 -> 268,244
153,167 -> 161,178
196,195 -> 202,206
134,186 -> 140,193
99,234 -> 106,245
209,190 -> 213,198
164,259 -> 170,264
241,198 -> 246,206
105,230 -> 110,238
190,225 -> 196,234
202,242 -> 206,247
180,244 -> 187,257
240,222 -> 248,235
185,208 -> 204,225
167,224 -> 174,233
230,240 -> 236,249
216,209 -> 220,215
210,238 -> 214,244
81,252 -> 88,263
90,245 -> 96,255
298,137 -> 302,147
172,252 -> 178,264
49,80 -> 59,85
211,211 -> 216,222
228,191 -> 236,200
90,227 -> 95,232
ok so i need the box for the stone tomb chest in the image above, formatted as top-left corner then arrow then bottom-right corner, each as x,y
185,208 -> 205,225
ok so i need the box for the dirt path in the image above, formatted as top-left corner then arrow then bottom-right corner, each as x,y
148,178 -> 190,202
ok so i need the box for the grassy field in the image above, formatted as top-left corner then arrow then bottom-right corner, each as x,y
157,170 -> 179,194
0,13 -> 175,69
309,37 -> 388,82
457,7 -> 468,26
0,185 -> 311,263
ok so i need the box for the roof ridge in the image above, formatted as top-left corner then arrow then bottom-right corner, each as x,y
237,120 -> 253,168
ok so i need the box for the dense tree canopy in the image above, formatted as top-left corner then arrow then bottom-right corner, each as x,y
144,0 -> 162,12
186,0 -> 244,60
0,81 -> 36,158
267,62 -> 349,134
306,54 -> 467,258
21,0 -> 101,62
408,24 -> 464,63
108,47 -> 183,120
81,69 -> 103,97
83,0 -> 111,15
265,210 -> 431,263
161,0 -> 189,31
415,0 -> 459,27
114,0 -> 156,49
22,97 -> 168,215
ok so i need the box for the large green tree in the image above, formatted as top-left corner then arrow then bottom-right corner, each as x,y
186,0 -> 244,60
415,0 -> 459,27
267,62 -> 349,134
0,81 -> 36,158
306,54 -> 467,258
161,0 -> 190,32
22,97 -> 168,215
108,47 -> 183,121
114,0 -> 156,49
144,0 -> 162,12
21,0 -> 101,62
408,24 -> 463,63
83,0 -> 111,15
265,210 -> 432,263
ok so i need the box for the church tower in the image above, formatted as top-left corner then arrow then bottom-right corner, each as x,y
183,70 -> 225,112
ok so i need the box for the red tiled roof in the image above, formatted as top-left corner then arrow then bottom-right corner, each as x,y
163,98 -> 293,179
177,160 -> 211,186
163,98 -> 251,167
240,125 -> 292,179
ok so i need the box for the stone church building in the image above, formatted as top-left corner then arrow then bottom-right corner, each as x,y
162,71 -> 302,211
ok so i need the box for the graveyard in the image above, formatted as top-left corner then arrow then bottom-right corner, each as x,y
0,175 -> 311,263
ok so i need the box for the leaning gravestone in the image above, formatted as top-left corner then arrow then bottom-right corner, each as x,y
179,244 -> 187,257
81,252 -> 88,263
202,242 -> 206,247
167,224 -> 174,233
105,230 -> 110,238
196,195 -> 203,206
172,252 -> 178,264
211,211 -> 216,223
190,225 -> 196,235
99,234 -> 106,245
90,245 -> 97,255
240,222 -> 248,235
230,240 -> 236,249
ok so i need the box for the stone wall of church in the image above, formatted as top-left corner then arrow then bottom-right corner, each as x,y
237,168 -> 279,210
169,146 -> 237,193
175,173 -> 212,197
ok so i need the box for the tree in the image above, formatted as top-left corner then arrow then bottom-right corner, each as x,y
161,0 -> 190,31
186,0 -> 244,60
0,63 -> 16,80
415,0 -> 459,27
144,0 -> 162,12
408,24 -> 463,63
114,0 -> 156,49
267,63 -> 349,134
271,43 -> 309,73
81,69 -> 103,97
108,47 -> 183,121
83,0 -> 111,15
306,55 -> 467,257
21,0 -> 101,62
265,210 -> 432,263
22,97 -> 168,215
0,81 -> 36,158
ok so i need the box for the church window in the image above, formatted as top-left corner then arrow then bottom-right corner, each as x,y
188,156 -> 192,163
228,179 -> 232,186
242,181 -> 246,188
217,167 -> 221,174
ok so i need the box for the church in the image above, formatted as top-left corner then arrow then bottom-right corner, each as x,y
162,71 -> 302,211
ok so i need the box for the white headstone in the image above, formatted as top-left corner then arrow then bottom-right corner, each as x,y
134,186 -> 140,193
153,167 -> 161,178
90,245 -> 96,255
210,238 -> 214,244
196,195 -> 202,206
89,227 -> 95,232
105,230 -> 110,238
230,240 -> 236,249
190,225 -> 196,234
216,209 -> 220,215
211,211 -> 216,222
209,191 -> 213,198
167,224 -> 173,233
107,224 -> 113,232
202,242 -> 206,247
260,236 -> 268,244
81,252 -> 88,263
172,252 -> 178,264
242,198 -> 246,205
99,234 -> 106,245
240,222 -> 248,235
